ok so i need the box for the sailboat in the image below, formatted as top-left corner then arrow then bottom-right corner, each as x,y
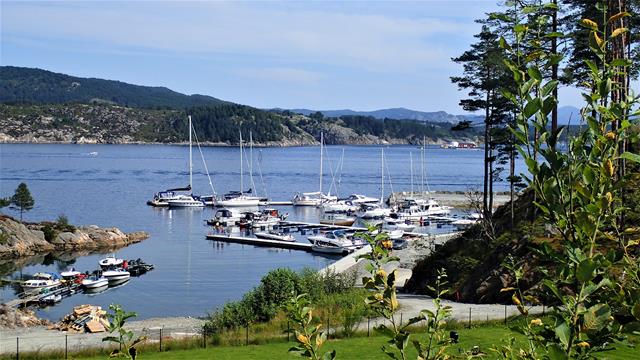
293,132 -> 337,206
358,148 -> 393,219
217,131 -> 260,207
167,115 -> 205,208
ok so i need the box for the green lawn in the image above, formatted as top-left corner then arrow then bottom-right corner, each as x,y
67,325 -> 637,360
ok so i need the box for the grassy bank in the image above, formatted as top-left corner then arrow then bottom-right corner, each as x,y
4,318 -> 637,360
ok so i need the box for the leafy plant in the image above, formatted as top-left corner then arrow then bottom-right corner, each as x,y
357,226 -> 453,360
102,304 -> 147,359
284,294 -> 336,360
495,1 -> 640,358
10,182 -> 34,221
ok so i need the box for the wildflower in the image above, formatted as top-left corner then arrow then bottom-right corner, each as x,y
374,293 -> 384,301
605,192 -> 613,206
577,341 -> 590,348
604,159 -> 614,177
530,318 -> 543,326
381,240 -> 393,249
376,269 -> 387,278
512,294 -> 522,306
605,131 -> 616,140
297,333 -> 310,345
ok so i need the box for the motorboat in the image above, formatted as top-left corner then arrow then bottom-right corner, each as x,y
127,259 -> 155,276
451,213 -> 482,229
319,213 -> 356,226
60,267 -> 81,280
39,293 -> 63,305
320,200 -> 358,213
22,272 -> 61,292
167,194 -> 205,208
81,275 -> 109,289
102,268 -> 131,285
396,199 -> 451,220
309,236 -> 352,255
308,230 -> 357,252
382,218 -> 416,232
207,208 -> 242,226
358,203 -> 392,219
343,194 -> 379,204
99,255 -> 124,269
147,187 -> 191,207
254,230 -> 295,242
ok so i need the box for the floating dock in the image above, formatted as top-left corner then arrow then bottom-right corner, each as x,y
206,233 -> 313,251
5,283 -> 82,308
277,220 -> 367,232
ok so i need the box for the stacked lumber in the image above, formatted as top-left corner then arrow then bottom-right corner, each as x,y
49,304 -> 109,333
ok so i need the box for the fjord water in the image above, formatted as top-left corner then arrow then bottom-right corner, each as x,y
0,144 -> 515,320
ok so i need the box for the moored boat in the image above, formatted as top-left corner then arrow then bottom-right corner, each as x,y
81,275 -> 109,289
99,255 -> 124,269
102,269 -> 131,285
60,267 -> 81,280
319,213 -> 356,226
22,272 -> 61,292
254,230 -> 295,242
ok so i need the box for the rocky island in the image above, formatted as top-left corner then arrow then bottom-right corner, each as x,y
0,215 -> 149,260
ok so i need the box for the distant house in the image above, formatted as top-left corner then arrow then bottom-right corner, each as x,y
457,142 -> 477,149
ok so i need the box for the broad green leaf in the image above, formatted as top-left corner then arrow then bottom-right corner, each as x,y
547,344 -> 568,360
555,321 -> 570,346
576,259 -> 597,282
528,66 -> 543,81
620,152 -> 640,164
584,303 -> 611,331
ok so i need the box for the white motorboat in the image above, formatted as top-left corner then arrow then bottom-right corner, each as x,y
344,194 -> 379,204
81,275 -> 109,289
39,293 -> 63,305
22,272 -> 61,292
321,200 -> 358,213
102,269 -> 131,285
99,256 -> 124,269
451,213 -> 482,229
396,199 -> 451,220
383,218 -> 416,232
167,194 -> 205,208
254,231 -> 295,242
60,267 -> 81,279
319,213 -> 357,226
308,230 -> 357,252
310,236 -> 352,255
207,208 -> 242,226
358,204 -> 392,219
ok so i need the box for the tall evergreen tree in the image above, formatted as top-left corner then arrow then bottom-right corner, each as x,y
10,183 -> 35,221
451,25 -> 515,221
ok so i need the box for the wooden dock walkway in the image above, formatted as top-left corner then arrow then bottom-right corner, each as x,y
4,283 -> 81,308
205,233 -> 313,251
277,220 -> 367,232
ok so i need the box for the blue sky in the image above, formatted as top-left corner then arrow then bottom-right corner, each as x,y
1,0 -> 584,114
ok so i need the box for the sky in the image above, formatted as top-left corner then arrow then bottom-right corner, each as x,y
1,0 -> 585,114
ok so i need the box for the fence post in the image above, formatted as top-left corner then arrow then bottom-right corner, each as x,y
326,312 -> 330,339
245,324 -> 249,346
504,305 -> 507,325
287,321 -> 290,342
16,337 -> 19,360
542,304 -> 546,316
400,313 -> 403,326
468,308 -> 471,328
65,334 -> 68,359
367,317 -> 370,337
203,330 -> 206,348
159,328 -> 163,352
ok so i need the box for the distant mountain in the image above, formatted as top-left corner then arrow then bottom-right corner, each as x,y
557,105 -> 581,125
285,107 -> 481,124
0,66 -> 228,109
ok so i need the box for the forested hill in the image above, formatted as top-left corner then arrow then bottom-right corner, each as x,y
0,66 -> 481,146
0,66 -> 228,109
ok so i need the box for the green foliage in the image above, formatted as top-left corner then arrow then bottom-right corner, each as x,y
0,197 -> 10,209
495,1 -> 640,358
102,304 -> 146,360
0,66 -> 227,109
55,214 -> 75,232
41,223 -> 57,242
10,182 -> 34,221
204,268 -> 356,333
357,226 -> 453,360
284,294 -> 336,360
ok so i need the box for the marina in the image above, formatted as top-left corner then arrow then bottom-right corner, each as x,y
0,143 -> 521,320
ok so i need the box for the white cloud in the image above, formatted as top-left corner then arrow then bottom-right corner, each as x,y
1,1 -> 478,72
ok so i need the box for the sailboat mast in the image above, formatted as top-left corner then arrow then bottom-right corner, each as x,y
188,115 -> 193,192
319,132 -> 323,195
249,131 -> 254,196
239,131 -> 244,193
420,140 -> 425,193
381,148 -> 384,204
410,151 -> 414,195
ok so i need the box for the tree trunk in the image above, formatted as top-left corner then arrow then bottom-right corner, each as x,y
551,0 -> 559,137
483,89 -> 490,219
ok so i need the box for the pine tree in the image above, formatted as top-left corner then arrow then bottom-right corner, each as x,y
11,183 -> 35,221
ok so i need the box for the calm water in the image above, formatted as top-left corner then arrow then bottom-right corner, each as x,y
0,143 -> 520,320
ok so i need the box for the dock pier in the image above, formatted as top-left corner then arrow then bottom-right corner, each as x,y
205,233 -> 313,251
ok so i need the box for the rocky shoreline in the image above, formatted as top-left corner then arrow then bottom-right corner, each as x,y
0,215 -> 149,260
